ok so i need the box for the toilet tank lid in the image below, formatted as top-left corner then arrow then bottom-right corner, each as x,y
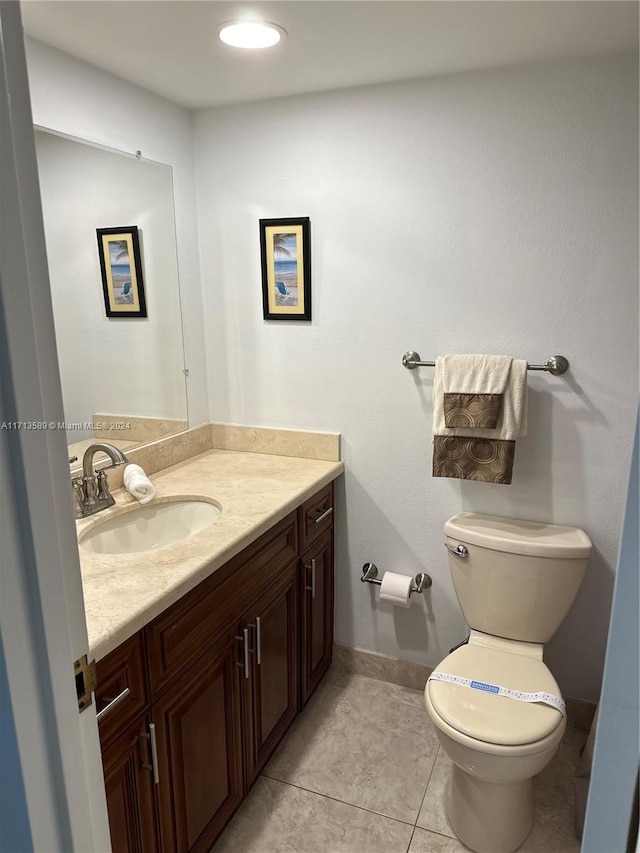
444,512 -> 592,559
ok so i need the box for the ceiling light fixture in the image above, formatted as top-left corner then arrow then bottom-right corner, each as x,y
218,20 -> 286,50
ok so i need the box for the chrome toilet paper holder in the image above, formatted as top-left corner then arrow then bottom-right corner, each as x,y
361,562 -> 432,595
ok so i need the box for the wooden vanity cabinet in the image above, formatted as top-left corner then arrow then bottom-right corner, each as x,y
153,625 -> 244,853
242,562 -> 299,787
96,482 -> 335,853
300,530 -> 334,706
299,483 -> 335,706
101,713 -> 159,853
95,634 -> 159,853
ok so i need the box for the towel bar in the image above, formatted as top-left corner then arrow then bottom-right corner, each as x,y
401,351 -> 569,375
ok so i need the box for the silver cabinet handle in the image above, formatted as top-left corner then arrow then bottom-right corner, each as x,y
313,507 -> 333,524
444,543 -> 469,558
141,722 -> 160,785
96,687 -> 130,722
305,558 -> 317,599
236,628 -> 250,679
148,723 -> 160,785
243,627 -> 250,677
255,617 -> 262,666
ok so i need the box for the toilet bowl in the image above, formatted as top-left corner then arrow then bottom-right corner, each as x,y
425,633 -> 566,853
425,513 -> 592,853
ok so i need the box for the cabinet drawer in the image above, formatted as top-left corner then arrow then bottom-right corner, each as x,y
299,483 -> 334,553
96,633 -> 148,750
146,511 -> 298,698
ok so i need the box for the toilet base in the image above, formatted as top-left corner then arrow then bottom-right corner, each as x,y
447,763 -> 534,853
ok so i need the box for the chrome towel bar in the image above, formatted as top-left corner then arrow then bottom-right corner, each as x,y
402,351 -> 569,375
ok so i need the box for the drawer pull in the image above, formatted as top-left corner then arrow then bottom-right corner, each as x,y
305,558 -> 317,599
255,617 -> 262,666
141,722 -> 160,784
96,687 -> 130,722
313,507 -> 333,525
236,629 -> 250,679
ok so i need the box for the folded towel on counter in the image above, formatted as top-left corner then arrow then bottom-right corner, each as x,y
123,463 -> 156,504
433,356 -> 528,485
441,354 -> 513,429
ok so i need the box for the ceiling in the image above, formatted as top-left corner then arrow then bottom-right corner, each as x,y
21,1 -> 639,110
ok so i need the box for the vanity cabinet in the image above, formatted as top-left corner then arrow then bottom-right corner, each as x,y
96,482 -> 335,852
300,531 -> 334,706
299,484 -> 335,706
242,563 -> 299,787
101,714 -> 159,853
96,634 -> 158,853
153,625 -> 244,853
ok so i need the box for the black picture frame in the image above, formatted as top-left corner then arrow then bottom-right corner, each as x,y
96,225 -> 147,318
259,217 -> 311,321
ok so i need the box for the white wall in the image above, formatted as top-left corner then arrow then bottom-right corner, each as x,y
36,131 -> 186,435
194,53 -> 639,702
25,38 -> 208,427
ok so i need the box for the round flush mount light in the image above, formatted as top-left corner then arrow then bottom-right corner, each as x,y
218,20 -> 286,49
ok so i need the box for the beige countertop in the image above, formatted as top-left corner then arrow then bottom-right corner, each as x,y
77,448 -> 344,661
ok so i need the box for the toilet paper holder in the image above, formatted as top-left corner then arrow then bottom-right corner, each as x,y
360,562 -> 432,595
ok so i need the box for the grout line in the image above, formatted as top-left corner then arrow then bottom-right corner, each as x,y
406,825 -> 417,852
413,745 -> 440,827
260,773 -> 417,828
422,827 -> 460,842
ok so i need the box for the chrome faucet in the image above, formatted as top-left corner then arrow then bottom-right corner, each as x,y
72,443 -> 129,518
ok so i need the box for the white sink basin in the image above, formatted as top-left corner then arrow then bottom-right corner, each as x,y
79,498 -> 222,555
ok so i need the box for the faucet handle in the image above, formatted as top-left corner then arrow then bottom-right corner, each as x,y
72,477 -> 85,517
96,469 -> 111,499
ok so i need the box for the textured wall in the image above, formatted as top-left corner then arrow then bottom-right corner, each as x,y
194,54 -> 639,701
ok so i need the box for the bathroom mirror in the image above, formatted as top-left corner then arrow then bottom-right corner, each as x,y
35,128 -> 188,467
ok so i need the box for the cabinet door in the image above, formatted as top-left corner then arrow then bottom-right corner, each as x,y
243,561 -> 299,787
153,626 -> 244,853
101,715 -> 159,853
300,530 -> 334,706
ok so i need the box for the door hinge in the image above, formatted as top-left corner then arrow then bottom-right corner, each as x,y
74,655 -> 97,714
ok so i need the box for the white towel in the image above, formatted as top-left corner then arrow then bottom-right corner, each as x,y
123,463 -> 156,504
441,354 -> 514,430
434,357 -> 528,440
442,353 -> 513,394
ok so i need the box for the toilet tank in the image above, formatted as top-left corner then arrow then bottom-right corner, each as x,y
444,513 -> 592,644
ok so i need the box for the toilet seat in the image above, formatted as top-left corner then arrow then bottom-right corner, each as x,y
427,644 -> 564,746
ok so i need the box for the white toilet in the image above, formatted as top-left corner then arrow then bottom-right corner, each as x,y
424,512 -> 592,853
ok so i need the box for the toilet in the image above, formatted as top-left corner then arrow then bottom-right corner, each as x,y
424,512 -> 592,853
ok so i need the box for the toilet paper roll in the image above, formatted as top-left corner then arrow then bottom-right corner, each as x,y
379,572 -> 413,608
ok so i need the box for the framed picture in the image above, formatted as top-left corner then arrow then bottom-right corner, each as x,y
259,217 -> 311,321
96,226 -> 147,318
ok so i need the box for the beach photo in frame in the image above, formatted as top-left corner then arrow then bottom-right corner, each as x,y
96,225 -> 147,318
259,217 -> 311,321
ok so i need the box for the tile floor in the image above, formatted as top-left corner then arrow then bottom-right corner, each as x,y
214,667 -> 585,853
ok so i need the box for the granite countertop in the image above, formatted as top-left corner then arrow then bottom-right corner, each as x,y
77,448 -> 344,661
